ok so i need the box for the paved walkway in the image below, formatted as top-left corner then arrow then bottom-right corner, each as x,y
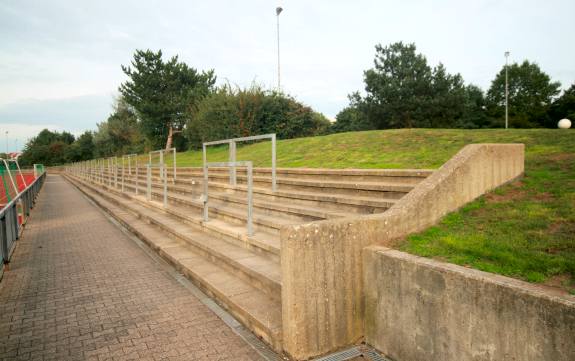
0,175 -> 263,361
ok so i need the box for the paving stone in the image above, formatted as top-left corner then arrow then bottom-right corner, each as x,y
0,175 -> 263,360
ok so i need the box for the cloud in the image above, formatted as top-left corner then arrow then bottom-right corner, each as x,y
0,123 -> 65,152
0,94 -> 114,145
1,0 -> 574,139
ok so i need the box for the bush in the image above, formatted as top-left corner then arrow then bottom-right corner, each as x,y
185,85 -> 330,148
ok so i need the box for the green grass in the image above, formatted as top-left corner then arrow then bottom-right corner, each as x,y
172,129 -> 574,292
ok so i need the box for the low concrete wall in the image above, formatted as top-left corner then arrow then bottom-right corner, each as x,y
364,246 -> 575,361
280,144 -> 524,360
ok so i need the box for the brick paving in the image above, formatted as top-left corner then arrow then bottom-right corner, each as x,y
0,175 -> 263,361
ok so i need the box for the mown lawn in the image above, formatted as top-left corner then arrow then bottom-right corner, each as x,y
171,129 -> 574,293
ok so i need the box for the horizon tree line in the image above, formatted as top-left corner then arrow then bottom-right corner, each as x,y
19,43 -> 574,166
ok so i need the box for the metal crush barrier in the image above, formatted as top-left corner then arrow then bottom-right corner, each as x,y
149,148 -> 176,181
203,133 -> 276,191
64,133 -> 277,238
203,161 -> 254,236
1,170 -> 46,266
145,163 -> 168,207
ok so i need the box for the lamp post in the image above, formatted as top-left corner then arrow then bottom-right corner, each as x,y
276,6 -> 283,91
505,51 -> 510,129
5,131 -> 8,154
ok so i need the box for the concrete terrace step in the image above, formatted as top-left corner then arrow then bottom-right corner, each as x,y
219,182 -> 399,213
150,199 -> 281,259
79,174 -> 282,259
66,177 -> 282,350
116,172 -> 400,213
67,175 -> 282,302
122,177 -> 354,222
123,181 -> 300,234
114,168 -> 418,197
149,167 -> 434,184
167,172 -> 415,198
123,188 -> 281,260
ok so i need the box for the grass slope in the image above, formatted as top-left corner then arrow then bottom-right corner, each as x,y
173,129 -> 574,293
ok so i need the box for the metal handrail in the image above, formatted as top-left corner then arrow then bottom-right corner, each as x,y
149,148 -> 177,180
203,161 -> 254,236
121,154 -> 138,192
1,170 -> 46,265
202,134 -> 276,191
145,163 -> 168,207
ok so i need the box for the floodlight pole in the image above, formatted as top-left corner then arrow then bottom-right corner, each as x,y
276,6 -> 283,91
505,51 -> 510,129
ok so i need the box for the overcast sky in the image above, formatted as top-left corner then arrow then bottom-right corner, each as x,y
1,0 -> 574,151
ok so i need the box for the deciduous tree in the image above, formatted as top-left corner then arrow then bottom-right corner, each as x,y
486,60 -> 561,127
547,83 -> 575,127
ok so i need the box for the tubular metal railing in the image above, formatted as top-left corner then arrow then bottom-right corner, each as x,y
144,163 -> 168,207
121,154 -> 138,193
63,135 -> 276,237
203,161 -> 254,236
1,170 -> 46,265
149,148 -> 176,180
203,133 -> 276,191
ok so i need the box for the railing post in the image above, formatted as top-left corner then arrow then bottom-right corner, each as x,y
247,162 -> 253,236
272,134 -> 277,192
135,159 -> 139,195
114,157 -> 118,188
203,162 -> 209,222
12,204 -> 19,240
162,165 -> 167,208
159,151 -> 164,180
229,140 -> 236,186
173,148 -> 177,181
108,158 -> 112,187
146,164 -> 151,201
1,216 -> 7,265
121,159 -> 125,192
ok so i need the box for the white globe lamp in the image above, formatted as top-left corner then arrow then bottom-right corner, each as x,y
558,118 -> 571,129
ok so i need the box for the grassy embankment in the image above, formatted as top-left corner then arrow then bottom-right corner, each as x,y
171,129 -> 574,293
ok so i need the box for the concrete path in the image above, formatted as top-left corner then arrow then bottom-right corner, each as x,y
0,175 -> 263,361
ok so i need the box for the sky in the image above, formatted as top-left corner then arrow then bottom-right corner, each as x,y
1,0 -> 574,151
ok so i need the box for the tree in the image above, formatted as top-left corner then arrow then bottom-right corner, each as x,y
486,60 -> 561,128
185,84 -> 330,148
337,42 -> 470,131
19,129 -> 75,166
331,95 -> 373,133
547,83 -> 575,127
119,49 -> 216,150
457,85 -> 489,128
362,42 -> 433,128
75,131 -> 95,160
93,97 -> 145,157
427,64 -> 466,128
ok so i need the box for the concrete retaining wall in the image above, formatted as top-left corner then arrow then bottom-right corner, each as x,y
280,144 -> 524,359
363,246 -> 575,361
